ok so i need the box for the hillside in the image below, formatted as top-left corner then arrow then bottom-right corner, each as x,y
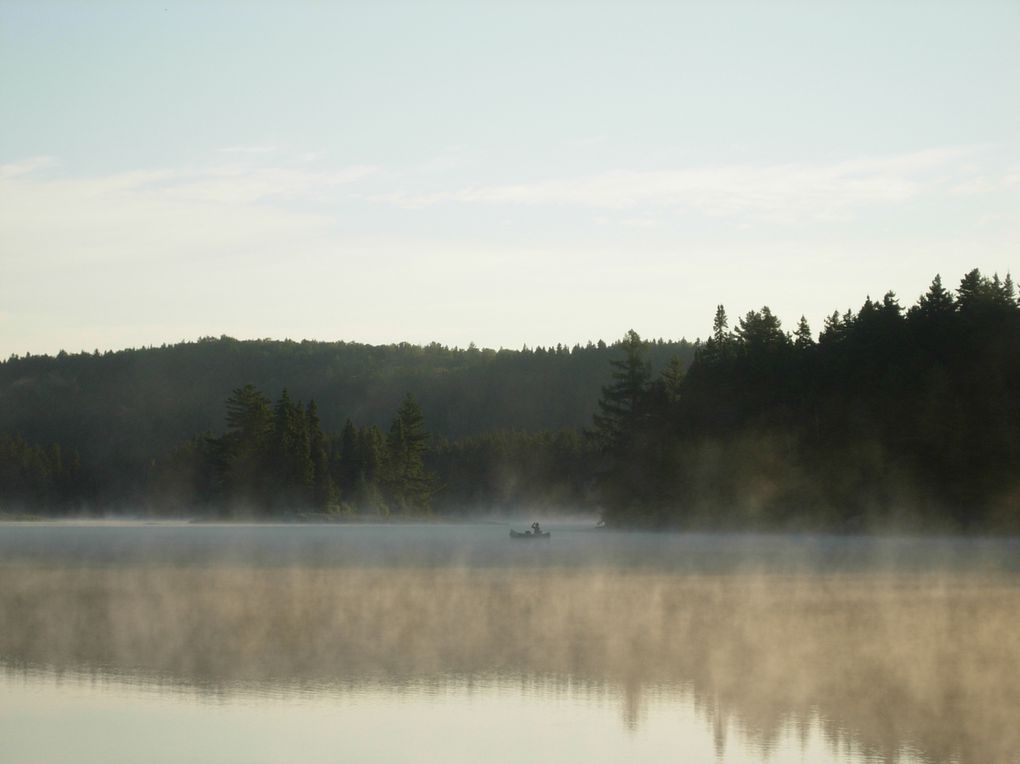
0,335 -> 694,487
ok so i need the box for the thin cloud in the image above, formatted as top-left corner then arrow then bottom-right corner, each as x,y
950,178 -> 997,196
0,158 -> 378,271
565,135 -> 609,149
369,147 -> 983,223
218,145 -> 280,155
156,165 -> 379,205
0,161 -> 381,208
0,156 -> 59,179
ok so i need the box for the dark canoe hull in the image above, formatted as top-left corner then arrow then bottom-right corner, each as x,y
509,530 -> 551,539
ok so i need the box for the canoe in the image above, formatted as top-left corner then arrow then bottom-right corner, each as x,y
510,529 -> 551,539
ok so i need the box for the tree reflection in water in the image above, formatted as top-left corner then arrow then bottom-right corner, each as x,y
2,566 -> 1018,763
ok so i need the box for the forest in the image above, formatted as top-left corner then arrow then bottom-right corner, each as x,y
1,268 -> 1018,531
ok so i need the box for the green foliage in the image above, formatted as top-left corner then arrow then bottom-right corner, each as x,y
267,390 -> 314,509
428,429 -> 597,514
0,335 -> 695,507
594,268 -> 1020,531
384,394 -> 435,513
591,330 -> 652,452
0,434 -> 87,513
734,306 -> 789,350
908,274 -> 954,322
3,268 -> 1019,531
590,331 -> 678,525
140,387 -> 437,517
794,316 -> 814,350
306,401 -> 337,510
660,356 -> 686,404
217,384 -> 272,508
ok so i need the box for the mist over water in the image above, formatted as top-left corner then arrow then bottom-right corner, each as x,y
2,522 -> 1018,763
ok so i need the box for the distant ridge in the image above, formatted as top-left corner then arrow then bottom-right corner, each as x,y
0,334 -> 694,477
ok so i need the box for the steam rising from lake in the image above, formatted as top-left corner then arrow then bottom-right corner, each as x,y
2,523 -> 1018,763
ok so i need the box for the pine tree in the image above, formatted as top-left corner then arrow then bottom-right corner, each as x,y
910,274 -> 955,320
306,400 -> 336,509
735,307 -> 787,349
592,330 -> 652,452
698,305 -> 733,365
881,291 -> 902,316
336,419 -> 360,494
1004,273 -> 1017,306
219,384 -> 272,506
269,389 -> 313,508
957,268 -> 1016,315
957,268 -> 986,312
794,316 -> 814,350
385,394 -> 433,512
712,305 -> 730,345
224,384 -> 272,444
660,356 -> 685,405
819,311 -> 845,345
360,426 -> 385,485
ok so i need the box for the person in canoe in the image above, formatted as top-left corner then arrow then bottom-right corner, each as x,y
510,523 -> 549,539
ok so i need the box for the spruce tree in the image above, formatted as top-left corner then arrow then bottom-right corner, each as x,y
224,384 -> 272,444
219,384 -> 272,507
910,274 -> 955,320
794,316 -> 814,350
592,330 -> 652,452
1003,273 -> 1017,305
337,419 -> 360,494
360,426 -> 385,485
269,389 -> 313,508
306,400 -> 336,509
957,268 -> 986,311
734,307 -> 787,349
712,305 -> 729,343
660,356 -> 685,405
385,394 -> 433,512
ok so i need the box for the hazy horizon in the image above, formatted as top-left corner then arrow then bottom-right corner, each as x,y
3,328 -> 682,359
4,523 -> 1019,763
3,2 -> 1018,358
4,6 -> 1019,763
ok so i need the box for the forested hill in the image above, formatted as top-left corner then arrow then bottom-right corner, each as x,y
0,335 -> 693,475
3,267 -> 1018,528
592,269 -> 1020,531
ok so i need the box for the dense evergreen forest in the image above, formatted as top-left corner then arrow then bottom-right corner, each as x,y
0,336 -> 687,514
593,269 -> 1020,531
2,268 -> 1018,531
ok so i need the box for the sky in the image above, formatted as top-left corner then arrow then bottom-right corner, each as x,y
2,1 -> 1018,357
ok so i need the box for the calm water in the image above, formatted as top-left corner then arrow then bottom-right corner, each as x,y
2,521 -> 1018,763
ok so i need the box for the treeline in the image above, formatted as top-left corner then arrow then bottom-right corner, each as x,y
593,269 -> 1020,531
3,268 -> 1019,529
145,388 -> 598,517
149,387 -> 435,517
429,430 -> 597,515
0,335 -> 692,505
0,435 -> 89,514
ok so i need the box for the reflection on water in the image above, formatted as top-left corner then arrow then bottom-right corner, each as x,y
1,523 -> 1018,763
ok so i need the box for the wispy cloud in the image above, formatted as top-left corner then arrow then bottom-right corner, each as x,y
0,158 -> 380,271
218,145 -> 280,155
564,135 -> 609,149
2,147 -> 1017,358
0,156 -> 59,180
368,147 -> 981,223
0,160 -> 379,208
155,164 -> 379,205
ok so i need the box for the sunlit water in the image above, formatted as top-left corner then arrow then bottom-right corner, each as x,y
2,522 -> 1018,763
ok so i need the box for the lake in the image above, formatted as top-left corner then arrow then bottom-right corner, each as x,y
1,521 -> 1018,763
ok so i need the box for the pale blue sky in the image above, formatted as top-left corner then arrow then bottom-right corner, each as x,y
2,1 -> 1018,356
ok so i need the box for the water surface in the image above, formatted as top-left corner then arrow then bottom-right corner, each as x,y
1,522 -> 1017,763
